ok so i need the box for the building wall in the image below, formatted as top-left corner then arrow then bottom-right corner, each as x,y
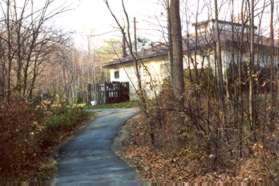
108,57 -> 170,100
108,49 -> 278,100
109,53 -> 219,100
183,49 -> 274,75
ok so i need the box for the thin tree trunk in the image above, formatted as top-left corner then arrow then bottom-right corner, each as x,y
0,59 -> 5,100
270,0 -> 276,129
167,1 -> 174,82
15,0 -> 28,96
231,0 -> 237,124
238,0 -> 247,157
6,0 -> 12,101
249,0 -> 256,136
169,0 -> 185,106
214,0 -> 226,126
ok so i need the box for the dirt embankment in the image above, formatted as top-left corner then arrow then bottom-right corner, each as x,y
114,113 -> 276,184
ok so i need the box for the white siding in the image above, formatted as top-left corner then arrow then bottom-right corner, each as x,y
108,59 -> 169,100
107,48 -> 278,100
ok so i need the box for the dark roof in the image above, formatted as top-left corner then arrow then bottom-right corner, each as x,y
103,43 -> 169,68
104,21 -> 278,69
192,19 -> 257,29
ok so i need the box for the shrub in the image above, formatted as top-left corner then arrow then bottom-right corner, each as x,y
161,68 -> 216,99
0,100 -> 44,178
45,114 -> 70,130
0,100 -> 89,180
41,106 -> 88,148
226,63 -> 273,94
184,68 -> 217,96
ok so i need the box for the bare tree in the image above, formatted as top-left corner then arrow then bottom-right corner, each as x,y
214,0 -> 226,126
269,0 -> 276,129
0,0 -> 69,101
169,0 -> 185,106
249,0 -> 256,134
104,0 -> 145,105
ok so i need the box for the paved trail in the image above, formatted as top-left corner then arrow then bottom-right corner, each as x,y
53,108 -> 142,186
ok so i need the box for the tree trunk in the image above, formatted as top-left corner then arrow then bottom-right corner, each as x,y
6,0 -> 12,101
0,60 -> 5,100
270,0 -> 276,129
167,1 -> 174,82
28,58 -> 39,98
214,0 -> 226,126
249,0 -> 255,134
169,0 -> 185,106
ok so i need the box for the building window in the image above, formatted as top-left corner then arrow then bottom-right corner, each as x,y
114,71 -> 120,79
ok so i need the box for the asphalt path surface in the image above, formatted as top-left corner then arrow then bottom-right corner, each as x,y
52,108 -> 142,186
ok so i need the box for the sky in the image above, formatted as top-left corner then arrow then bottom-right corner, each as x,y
46,0 -> 275,51
50,0 -> 166,50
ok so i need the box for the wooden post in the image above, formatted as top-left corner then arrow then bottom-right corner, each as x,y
104,82 -> 107,104
87,83 -> 92,104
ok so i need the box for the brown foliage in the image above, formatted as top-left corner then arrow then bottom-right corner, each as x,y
0,100 -> 44,178
0,100 -> 90,181
120,112 -> 278,184
119,73 -> 279,183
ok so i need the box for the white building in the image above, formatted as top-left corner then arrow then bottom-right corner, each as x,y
103,20 -> 279,100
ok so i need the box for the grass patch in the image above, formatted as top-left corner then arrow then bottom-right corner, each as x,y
45,106 -> 89,131
90,101 -> 139,109
37,106 -> 95,181
35,159 -> 57,181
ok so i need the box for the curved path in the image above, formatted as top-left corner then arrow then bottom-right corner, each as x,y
53,108 -> 141,186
